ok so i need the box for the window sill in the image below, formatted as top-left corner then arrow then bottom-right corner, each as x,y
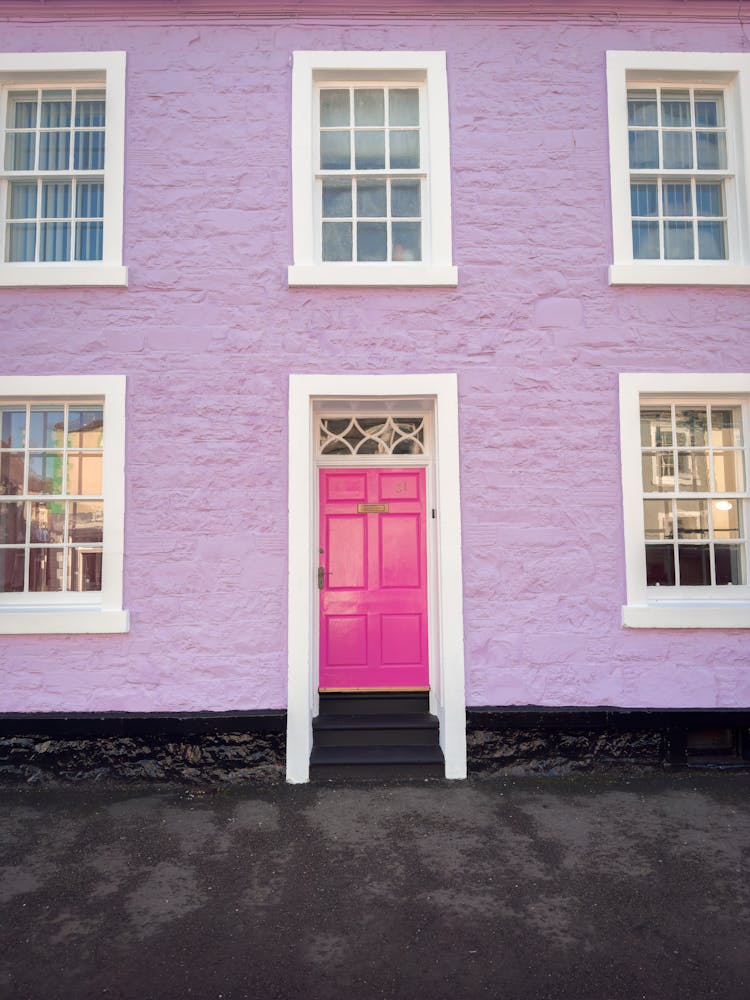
0,264 -> 128,287
623,603 -> 750,629
609,263 -> 750,286
288,263 -> 458,287
0,608 -> 130,634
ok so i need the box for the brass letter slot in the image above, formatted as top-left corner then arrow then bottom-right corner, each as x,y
357,503 -> 389,513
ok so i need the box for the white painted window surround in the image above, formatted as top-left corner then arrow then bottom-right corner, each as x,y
0,52 -> 127,287
287,374 -> 466,782
620,373 -> 750,628
0,375 -> 128,633
607,51 -> 750,286
289,51 -> 457,287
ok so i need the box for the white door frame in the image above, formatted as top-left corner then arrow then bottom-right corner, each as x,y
286,373 -> 467,782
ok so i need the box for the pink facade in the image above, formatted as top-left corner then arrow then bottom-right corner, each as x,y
2,1 -> 750,715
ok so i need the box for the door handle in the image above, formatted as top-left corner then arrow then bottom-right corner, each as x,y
318,566 -> 326,590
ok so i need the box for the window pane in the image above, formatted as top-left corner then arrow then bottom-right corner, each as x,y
68,547 -> 102,592
8,91 -> 37,128
392,221 -> 421,261
28,547 -> 63,592
76,181 -> 104,218
628,90 -> 657,125
320,131 -> 351,170
8,181 -> 37,219
5,223 -> 36,262
39,131 -> 70,170
696,183 -> 723,217
675,407 -> 707,446
40,90 -> 71,128
642,452 -> 673,492
694,92 -> 724,127
389,89 -> 419,126
713,451 -> 744,492
661,91 -> 691,127
320,90 -> 350,127
628,130 -> 658,168
0,501 -> 26,544
28,454 -> 64,495
675,499 -> 709,539
322,179 -> 351,218
30,501 -> 65,543
632,221 -> 660,259
68,408 -> 103,449
698,221 -> 726,260
356,179 -> 386,217
630,182 -> 658,217
1,407 -> 26,448
0,550 -> 25,593
5,132 -> 36,171
662,132 -> 693,169
711,407 -> 742,447
664,221 -> 694,260
663,183 -> 692,217
66,453 -> 103,496
357,221 -> 387,261
354,89 -> 384,126
354,130 -> 385,170
646,544 -> 675,586
41,182 -> 71,219
29,408 -> 64,448
69,500 -> 103,543
643,499 -> 673,539
39,221 -> 70,262
679,544 -> 711,585
391,179 -> 420,217
389,130 -> 419,169
677,451 -> 710,491
75,91 -> 105,127
696,132 -> 726,170
75,221 -> 103,261
0,453 -> 25,495
715,545 -> 744,585
712,499 -> 741,538
322,221 -> 352,261
74,131 -> 105,171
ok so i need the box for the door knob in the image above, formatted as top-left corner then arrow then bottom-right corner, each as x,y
317,566 -> 326,590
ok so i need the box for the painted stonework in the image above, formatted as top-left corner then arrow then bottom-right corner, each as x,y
2,2 -> 750,713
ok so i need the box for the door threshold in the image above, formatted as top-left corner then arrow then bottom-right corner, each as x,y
319,686 -> 430,693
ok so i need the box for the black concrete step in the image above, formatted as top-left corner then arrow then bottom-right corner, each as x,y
318,692 -> 430,715
313,713 -> 439,747
309,744 -> 445,781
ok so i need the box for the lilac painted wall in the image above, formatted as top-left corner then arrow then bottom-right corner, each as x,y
3,3 -> 750,712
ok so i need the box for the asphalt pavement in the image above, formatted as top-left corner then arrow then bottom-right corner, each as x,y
1,771 -> 749,1000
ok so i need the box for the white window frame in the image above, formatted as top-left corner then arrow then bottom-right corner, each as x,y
607,51 -> 750,286
0,375 -> 128,633
0,51 -> 127,287
288,51 -> 457,287
620,373 -> 750,628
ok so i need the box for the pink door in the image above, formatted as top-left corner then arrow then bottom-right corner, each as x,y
319,467 -> 429,691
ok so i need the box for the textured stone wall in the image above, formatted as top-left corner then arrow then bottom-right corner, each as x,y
3,5 -> 750,713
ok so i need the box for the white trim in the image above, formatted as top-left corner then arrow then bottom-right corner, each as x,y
289,51 -> 456,287
0,51 -> 127,286
0,374 -> 128,634
619,372 -> 750,628
607,51 -> 750,286
287,373 -> 466,782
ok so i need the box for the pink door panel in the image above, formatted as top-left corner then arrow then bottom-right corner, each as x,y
319,467 -> 429,690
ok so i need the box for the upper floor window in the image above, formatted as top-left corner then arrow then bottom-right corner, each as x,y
289,51 -> 457,287
607,52 -> 750,286
0,52 -> 127,287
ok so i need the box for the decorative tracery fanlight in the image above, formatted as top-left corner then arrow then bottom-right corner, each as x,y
319,416 -> 425,455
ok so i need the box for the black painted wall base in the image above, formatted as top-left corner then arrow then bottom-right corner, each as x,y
0,707 -> 748,783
